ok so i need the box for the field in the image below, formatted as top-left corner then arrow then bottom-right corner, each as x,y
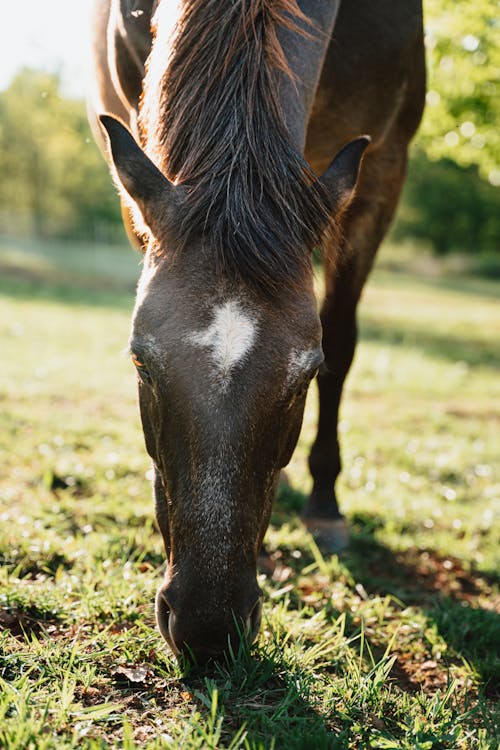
0,238 -> 499,749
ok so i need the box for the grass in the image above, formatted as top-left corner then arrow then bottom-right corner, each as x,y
0,236 -> 498,749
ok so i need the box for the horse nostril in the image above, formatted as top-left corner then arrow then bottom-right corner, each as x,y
155,588 -> 179,654
247,596 -> 263,642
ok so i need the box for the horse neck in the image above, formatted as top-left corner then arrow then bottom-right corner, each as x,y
277,0 -> 341,153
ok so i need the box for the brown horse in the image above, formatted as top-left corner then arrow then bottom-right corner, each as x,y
89,0 -> 425,662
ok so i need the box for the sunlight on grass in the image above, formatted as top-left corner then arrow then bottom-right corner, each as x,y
0,239 -> 498,749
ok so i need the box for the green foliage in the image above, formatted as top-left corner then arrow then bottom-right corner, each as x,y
390,0 -> 500,257
420,0 -> 499,184
394,149 -> 500,254
0,69 -> 122,241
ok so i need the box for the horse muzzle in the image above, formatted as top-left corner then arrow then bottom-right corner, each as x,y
155,585 -> 262,664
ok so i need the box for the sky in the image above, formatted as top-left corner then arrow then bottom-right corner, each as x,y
0,0 -> 92,98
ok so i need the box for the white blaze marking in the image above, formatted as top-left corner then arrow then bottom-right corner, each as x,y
188,300 -> 258,377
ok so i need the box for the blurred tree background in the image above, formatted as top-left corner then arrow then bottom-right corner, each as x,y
392,0 -> 499,260
0,70 -> 123,244
0,0 -> 498,258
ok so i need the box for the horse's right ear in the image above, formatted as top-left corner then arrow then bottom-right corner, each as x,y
319,136 -> 371,212
99,114 -> 174,231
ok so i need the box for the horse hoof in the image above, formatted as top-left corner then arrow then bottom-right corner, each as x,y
302,516 -> 349,554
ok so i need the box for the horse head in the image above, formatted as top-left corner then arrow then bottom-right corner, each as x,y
100,114 -> 368,662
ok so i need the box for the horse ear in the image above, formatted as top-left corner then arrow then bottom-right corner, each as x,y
99,114 -> 174,230
319,136 -> 371,211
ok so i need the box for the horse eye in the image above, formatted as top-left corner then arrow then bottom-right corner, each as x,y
131,353 -> 151,383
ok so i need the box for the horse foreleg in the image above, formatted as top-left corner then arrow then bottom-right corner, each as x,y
303,142 -> 409,551
303,281 -> 358,551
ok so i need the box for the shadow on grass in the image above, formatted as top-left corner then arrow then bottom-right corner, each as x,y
0,268 -> 135,310
408,274 -> 500,302
0,604 -> 62,641
370,267 -> 500,302
343,513 -> 499,696
359,318 -> 499,369
0,549 -> 73,580
174,651 -> 346,749
273,489 -> 499,696
108,639 -> 345,748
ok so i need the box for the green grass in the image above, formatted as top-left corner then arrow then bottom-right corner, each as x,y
0,238 -> 498,749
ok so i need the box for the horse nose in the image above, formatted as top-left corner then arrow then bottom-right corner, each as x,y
155,587 -> 177,653
155,586 -> 262,662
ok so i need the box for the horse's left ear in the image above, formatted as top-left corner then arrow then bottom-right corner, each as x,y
319,136 -> 371,211
99,114 -> 175,232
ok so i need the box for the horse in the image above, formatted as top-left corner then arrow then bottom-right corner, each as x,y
88,0 -> 425,662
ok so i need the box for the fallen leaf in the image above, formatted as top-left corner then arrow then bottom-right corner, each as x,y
112,664 -> 154,683
420,660 -> 438,670
272,565 -> 293,583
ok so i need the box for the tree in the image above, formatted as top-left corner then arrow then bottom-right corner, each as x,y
0,69 -> 121,240
419,0 -> 499,185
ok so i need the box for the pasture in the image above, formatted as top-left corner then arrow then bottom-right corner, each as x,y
0,238 -> 498,749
